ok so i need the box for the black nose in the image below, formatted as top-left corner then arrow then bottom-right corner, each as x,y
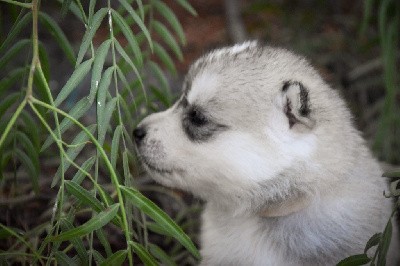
133,126 -> 147,144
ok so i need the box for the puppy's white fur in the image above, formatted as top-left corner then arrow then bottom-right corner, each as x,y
136,42 -> 399,265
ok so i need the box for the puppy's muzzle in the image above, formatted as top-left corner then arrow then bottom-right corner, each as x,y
133,126 -> 147,146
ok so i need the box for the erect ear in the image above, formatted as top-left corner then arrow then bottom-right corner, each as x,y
281,81 -> 316,130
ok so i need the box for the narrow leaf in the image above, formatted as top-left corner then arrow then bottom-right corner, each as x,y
52,124 -> 96,187
15,148 -> 39,193
174,0 -> 197,16
71,156 -> 96,184
153,0 -> 185,44
118,0 -> 153,50
96,228 -> 112,257
377,219 -> 393,266
148,243 -> 177,266
153,42 -> 177,75
149,61 -> 170,94
152,21 -> 183,61
51,203 -> 120,242
111,125 -> 122,169
0,12 -> 32,55
0,39 -> 30,69
121,186 -> 200,259
60,219 -> 88,265
54,251 -> 78,266
382,170 -> 400,178
39,12 -> 76,65
65,180 -> 104,213
100,250 -> 127,266
130,242 -> 158,266
76,8 -> 108,65
16,131 -> 39,175
111,10 -> 143,67
89,40 -> 111,103
0,67 -> 28,98
98,97 -> 117,145
364,233 -> 382,253
337,254 -> 371,266
42,97 -> 92,151
54,59 -> 93,107
0,92 -> 21,120
114,38 -> 143,88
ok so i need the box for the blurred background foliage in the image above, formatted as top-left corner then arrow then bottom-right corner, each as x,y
0,0 -> 399,265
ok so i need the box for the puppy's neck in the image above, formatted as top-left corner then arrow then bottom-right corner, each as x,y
259,195 -> 312,217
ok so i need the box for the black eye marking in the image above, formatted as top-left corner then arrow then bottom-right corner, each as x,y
188,108 -> 208,126
182,106 -> 228,142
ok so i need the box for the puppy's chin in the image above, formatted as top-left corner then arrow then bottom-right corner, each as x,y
141,159 -> 187,189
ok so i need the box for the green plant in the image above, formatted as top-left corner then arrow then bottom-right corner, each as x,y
0,0 -> 200,265
362,0 -> 400,163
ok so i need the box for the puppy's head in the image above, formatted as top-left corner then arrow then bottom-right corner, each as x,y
134,42 -> 347,206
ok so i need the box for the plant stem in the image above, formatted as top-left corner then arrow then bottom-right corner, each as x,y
0,99 -> 26,149
31,97 -> 133,265
0,0 -> 32,8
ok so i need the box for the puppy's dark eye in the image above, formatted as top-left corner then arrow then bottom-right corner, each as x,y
188,109 -> 207,126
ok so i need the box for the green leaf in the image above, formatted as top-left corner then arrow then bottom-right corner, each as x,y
129,242 -> 158,266
148,243 -> 177,266
54,251 -> 78,266
111,125 -> 122,169
114,38 -> 143,88
377,219 -> 393,266
153,42 -> 177,75
120,186 -> 200,259
61,0 -> 73,17
89,40 -> 111,103
152,21 -> 183,61
65,180 -> 104,213
100,250 -> 127,266
89,0 -> 97,21
153,0 -> 186,44
38,42 -> 51,82
149,61 -> 170,95
60,219 -> 88,265
382,170 -> 400,178
150,85 -> 171,108
364,233 -> 382,253
42,97 -> 92,151
76,8 -> 108,65
20,110 -> 40,150
111,9 -> 143,67
96,228 -> 112,257
388,179 -> 400,197
122,150 -> 130,180
51,203 -> 120,242
0,92 -> 21,120
337,254 -> 371,266
52,124 -> 96,187
96,66 -> 114,128
92,249 -> 105,264
174,0 -> 197,16
39,12 -> 76,65
0,67 -> 28,99
15,148 -> 39,193
0,12 -> 32,55
71,156 -> 96,184
0,39 -> 30,70
118,0 -> 153,50
16,131 -> 40,177
54,59 -> 93,107
98,97 -> 117,146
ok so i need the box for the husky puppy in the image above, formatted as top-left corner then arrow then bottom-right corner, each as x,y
133,41 -> 399,265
